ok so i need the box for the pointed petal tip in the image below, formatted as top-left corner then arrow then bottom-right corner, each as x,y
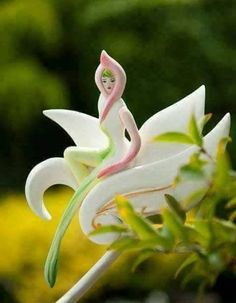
222,112 -> 231,129
43,109 -> 50,116
200,84 -> 205,96
25,184 -> 52,220
43,109 -> 55,120
25,157 -> 77,221
225,112 -> 231,119
25,178 -> 51,220
189,85 -> 205,116
199,84 -> 205,91
195,84 -> 205,98
43,109 -> 61,119
101,49 -> 108,56
100,50 -> 110,65
42,209 -> 52,221
26,199 -> 52,220
35,206 -> 52,220
219,112 -> 231,124
39,213 -> 52,221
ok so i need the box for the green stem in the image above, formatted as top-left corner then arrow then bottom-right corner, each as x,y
44,173 -> 99,287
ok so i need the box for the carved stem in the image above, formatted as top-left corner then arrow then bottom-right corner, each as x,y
56,250 -> 120,303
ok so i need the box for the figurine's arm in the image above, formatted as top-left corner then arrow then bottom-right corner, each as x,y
98,107 -> 141,178
95,51 -> 126,122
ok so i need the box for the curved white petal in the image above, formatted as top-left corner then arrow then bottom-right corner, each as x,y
79,113 -> 230,244
173,113 -> 231,203
43,109 -> 108,149
25,157 -> 78,220
136,85 -> 205,165
203,113 -> 230,156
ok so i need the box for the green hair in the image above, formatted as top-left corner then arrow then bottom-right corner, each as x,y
102,69 -> 114,78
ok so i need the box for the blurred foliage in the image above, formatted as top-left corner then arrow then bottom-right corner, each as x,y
0,189 -> 186,303
92,115 -> 236,303
0,0 -> 68,130
0,0 -> 236,189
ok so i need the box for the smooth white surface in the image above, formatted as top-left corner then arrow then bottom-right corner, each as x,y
25,157 -> 78,220
25,86 -> 230,245
136,85 -> 205,165
80,113 -> 230,244
43,109 -> 108,149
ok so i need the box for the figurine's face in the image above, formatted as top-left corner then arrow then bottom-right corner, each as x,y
102,76 -> 115,94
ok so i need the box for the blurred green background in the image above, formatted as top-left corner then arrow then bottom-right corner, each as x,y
0,0 -> 236,302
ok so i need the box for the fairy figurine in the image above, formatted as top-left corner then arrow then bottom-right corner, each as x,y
25,51 -> 230,302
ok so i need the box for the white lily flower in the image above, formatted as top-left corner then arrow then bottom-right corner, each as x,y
25,51 -> 230,302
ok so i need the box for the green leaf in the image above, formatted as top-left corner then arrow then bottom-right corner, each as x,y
207,251 -> 225,272
109,236 -> 138,251
199,113 -> 212,132
115,195 -> 159,240
193,220 -> 212,247
159,225 -> 175,248
132,249 -> 155,272
197,196 -> 218,220
175,253 -> 198,277
179,164 -> 205,180
218,136 -> 232,151
182,225 -> 202,245
229,210 -> 236,222
225,179 -> 236,199
174,152 -> 207,186
146,214 -> 163,224
189,152 -> 208,168
115,237 -> 171,252
226,197 -> 236,209
162,208 -> 186,241
188,115 -> 203,146
214,138 -> 231,191
182,188 -> 207,209
181,265 -> 202,287
211,219 -> 236,243
89,224 -> 128,236
153,132 -> 194,144
165,194 -> 186,223
192,218 -> 236,248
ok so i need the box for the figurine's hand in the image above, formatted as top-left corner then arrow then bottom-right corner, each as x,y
98,107 -> 141,178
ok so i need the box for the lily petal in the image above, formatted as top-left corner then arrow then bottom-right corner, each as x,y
25,157 -> 78,220
136,85 -> 205,165
43,109 -> 108,148
174,113 -> 231,203
79,113 -> 230,244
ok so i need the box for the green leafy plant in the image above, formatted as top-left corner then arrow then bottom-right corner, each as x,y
91,114 -> 236,303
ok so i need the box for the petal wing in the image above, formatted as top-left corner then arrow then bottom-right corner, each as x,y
135,86 -> 205,165
25,157 -> 78,220
79,113 -> 230,245
43,109 -> 108,148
